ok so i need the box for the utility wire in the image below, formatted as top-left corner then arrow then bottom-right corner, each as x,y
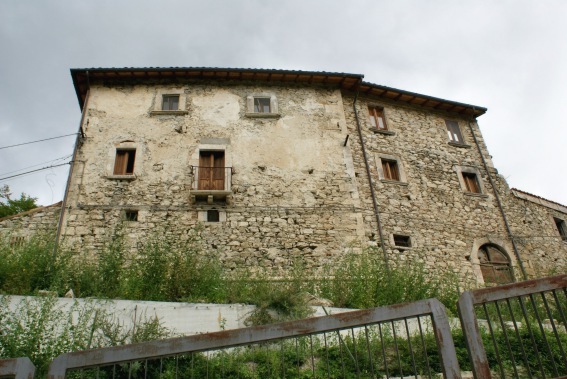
0,162 -> 70,182
0,154 -> 72,177
0,133 -> 78,150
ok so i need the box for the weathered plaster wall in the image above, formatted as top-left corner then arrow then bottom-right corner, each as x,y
60,82 -> 367,270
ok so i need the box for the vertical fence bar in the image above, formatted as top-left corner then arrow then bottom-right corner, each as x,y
458,274 -> 567,379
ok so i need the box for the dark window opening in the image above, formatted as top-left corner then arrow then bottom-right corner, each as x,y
368,106 -> 387,130
382,159 -> 400,181
478,244 -> 513,284
254,97 -> 271,113
124,210 -> 138,221
207,210 -> 220,222
10,236 -> 25,247
554,218 -> 567,241
114,149 -> 136,175
445,120 -> 464,143
162,95 -> 179,111
393,234 -> 411,248
462,172 -> 481,193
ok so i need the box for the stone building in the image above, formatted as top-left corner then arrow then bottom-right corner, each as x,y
3,67 -> 566,285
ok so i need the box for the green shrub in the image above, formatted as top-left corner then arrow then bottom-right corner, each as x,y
318,248 -> 462,314
0,295 -> 172,376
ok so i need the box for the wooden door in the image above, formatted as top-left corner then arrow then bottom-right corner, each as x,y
198,151 -> 225,190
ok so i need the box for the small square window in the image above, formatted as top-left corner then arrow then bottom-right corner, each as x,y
124,210 -> 138,221
368,106 -> 387,130
393,234 -> 411,248
554,218 -> 567,241
162,95 -> 179,111
462,172 -> 480,193
10,236 -> 25,248
254,97 -> 271,113
382,159 -> 400,181
445,120 -> 464,143
114,149 -> 136,175
207,210 -> 220,222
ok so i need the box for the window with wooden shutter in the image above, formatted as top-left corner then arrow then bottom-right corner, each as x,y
462,172 -> 480,193
445,120 -> 464,143
368,106 -> 387,130
198,151 -> 225,190
381,159 -> 400,181
478,244 -> 513,284
113,149 -> 136,175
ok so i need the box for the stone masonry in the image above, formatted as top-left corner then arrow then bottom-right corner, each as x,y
2,68 -> 566,285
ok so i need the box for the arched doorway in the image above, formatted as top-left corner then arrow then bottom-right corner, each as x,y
478,244 -> 514,284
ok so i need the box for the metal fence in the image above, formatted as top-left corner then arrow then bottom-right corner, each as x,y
0,357 -> 35,379
44,298 -> 460,379
458,274 -> 567,379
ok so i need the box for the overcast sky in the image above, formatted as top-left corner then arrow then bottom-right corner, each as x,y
0,0 -> 565,207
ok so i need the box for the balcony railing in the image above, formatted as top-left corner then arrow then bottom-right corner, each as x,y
190,166 -> 233,204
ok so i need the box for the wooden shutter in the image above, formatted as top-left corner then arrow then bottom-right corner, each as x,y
382,160 -> 400,181
463,173 -> 480,193
199,151 -> 225,190
114,150 -> 127,175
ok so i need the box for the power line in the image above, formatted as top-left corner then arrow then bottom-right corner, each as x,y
0,162 -> 70,182
0,133 -> 78,150
0,154 -> 72,177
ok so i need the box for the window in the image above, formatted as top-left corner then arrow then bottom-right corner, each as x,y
162,95 -> 179,111
10,236 -> 25,248
246,94 -> 279,117
376,153 -> 407,183
462,172 -> 480,193
113,149 -> 136,175
254,97 -> 271,113
554,218 -> 567,241
368,106 -> 387,130
124,210 -> 138,221
393,234 -> 411,248
207,210 -> 220,222
478,244 -> 513,284
381,159 -> 400,181
445,120 -> 464,143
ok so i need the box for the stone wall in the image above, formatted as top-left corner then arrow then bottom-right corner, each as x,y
0,202 -> 61,243
5,76 -> 559,285
60,81 -> 367,271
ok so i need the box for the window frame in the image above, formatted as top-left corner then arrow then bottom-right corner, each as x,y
113,148 -> 136,176
375,153 -> 407,184
381,159 -> 400,181
368,106 -> 387,130
123,210 -> 139,222
462,172 -> 481,194
246,93 -> 279,118
150,90 -> 188,115
454,166 -> 486,196
393,234 -> 412,248
162,94 -> 180,111
198,209 -> 226,223
445,119 -> 470,147
554,217 -> 567,241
